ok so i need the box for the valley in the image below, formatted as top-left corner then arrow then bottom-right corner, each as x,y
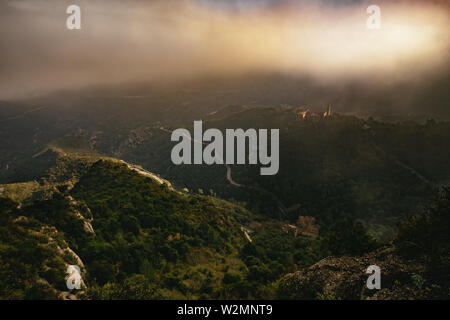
0,80 -> 449,300
0,0 -> 449,303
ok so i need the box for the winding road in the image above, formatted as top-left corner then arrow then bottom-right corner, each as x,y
369,129 -> 430,185
0,106 -> 50,123
159,126 -> 287,216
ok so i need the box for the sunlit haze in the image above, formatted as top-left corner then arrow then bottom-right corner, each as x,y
0,0 -> 448,98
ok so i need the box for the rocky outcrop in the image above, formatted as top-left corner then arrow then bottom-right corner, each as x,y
66,195 -> 95,234
278,248 -> 446,300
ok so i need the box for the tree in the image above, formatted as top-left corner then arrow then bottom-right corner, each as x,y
396,186 -> 450,283
322,219 -> 379,256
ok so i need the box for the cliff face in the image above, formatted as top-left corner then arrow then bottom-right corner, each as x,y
278,248 -> 447,300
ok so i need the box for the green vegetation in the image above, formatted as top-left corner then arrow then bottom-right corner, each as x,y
0,181 -> 41,203
69,160 -> 250,298
0,198 -> 73,299
1,107 -> 449,300
0,158 -> 383,299
114,108 -> 450,240
321,219 -> 379,256
277,186 -> 450,300
395,186 -> 450,288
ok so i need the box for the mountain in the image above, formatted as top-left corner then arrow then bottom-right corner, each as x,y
0,152 -> 331,299
1,150 -> 448,299
84,106 -> 450,239
3,103 -> 450,239
1,92 -> 450,299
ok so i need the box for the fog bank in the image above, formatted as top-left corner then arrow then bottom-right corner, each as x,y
0,0 -> 449,99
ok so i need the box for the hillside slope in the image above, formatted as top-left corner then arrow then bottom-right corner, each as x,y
1,152 -> 448,299
278,187 -> 450,300
0,157 -> 260,299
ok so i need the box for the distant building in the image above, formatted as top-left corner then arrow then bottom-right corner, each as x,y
294,105 -> 332,120
323,105 -> 332,117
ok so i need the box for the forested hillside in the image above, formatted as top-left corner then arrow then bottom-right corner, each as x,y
105,108 -> 450,239
1,105 -> 449,299
0,154 -> 381,299
1,151 -> 448,299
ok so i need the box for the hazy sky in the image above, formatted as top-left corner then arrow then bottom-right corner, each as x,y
0,0 -> 448,99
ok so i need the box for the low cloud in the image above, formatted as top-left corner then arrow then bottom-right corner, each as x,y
0,0 -> 448,99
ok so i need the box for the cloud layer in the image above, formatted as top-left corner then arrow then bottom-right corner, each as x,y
0,0 -> 448,99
